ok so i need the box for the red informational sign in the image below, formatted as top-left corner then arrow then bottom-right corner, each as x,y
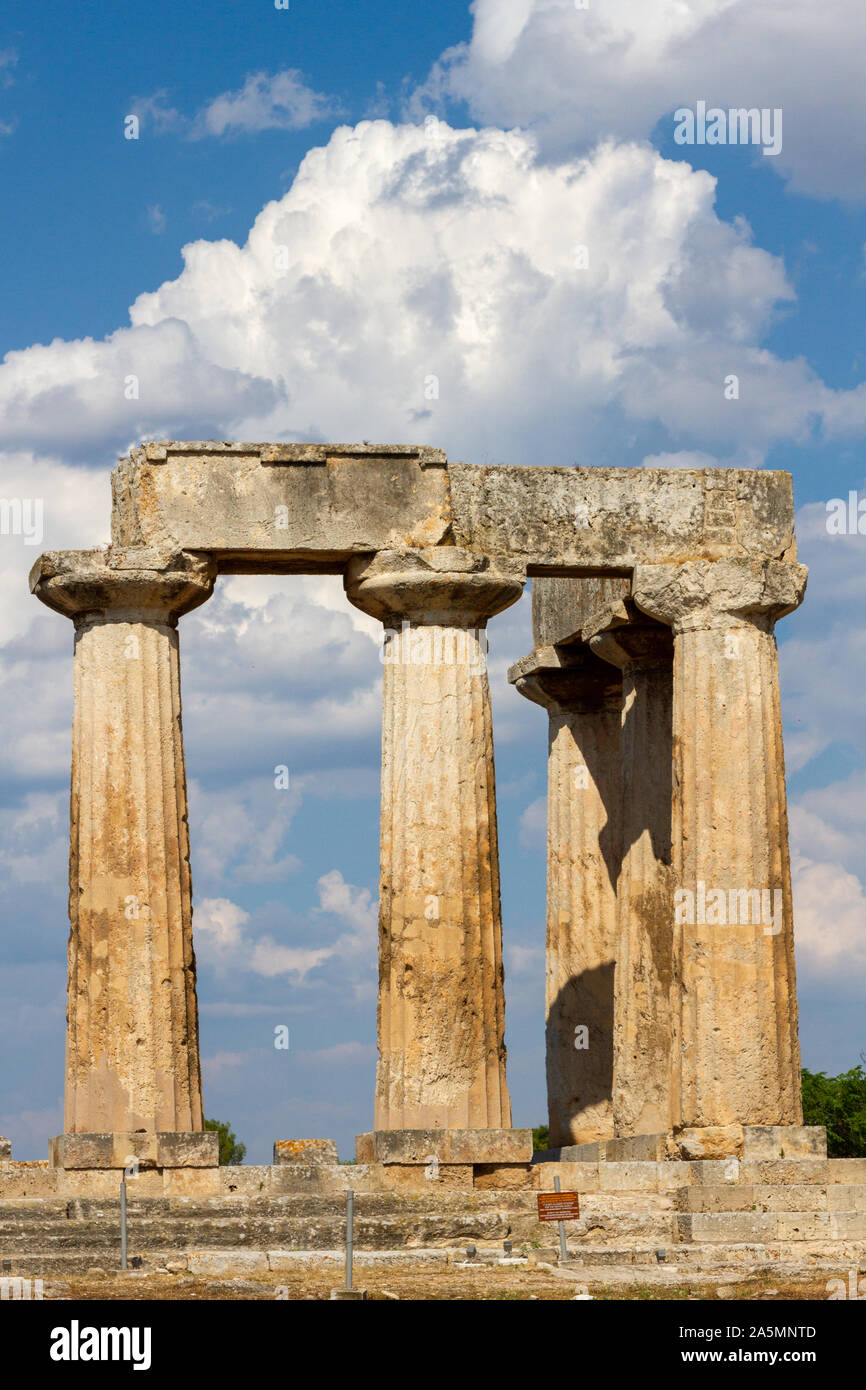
537,1191 -> 581,1222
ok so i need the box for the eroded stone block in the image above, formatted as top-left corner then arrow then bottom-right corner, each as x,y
274,1139 -> 339,1166
359,1129 -> 533,1166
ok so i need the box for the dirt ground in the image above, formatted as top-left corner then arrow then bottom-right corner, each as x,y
35,1265 -> 839,1302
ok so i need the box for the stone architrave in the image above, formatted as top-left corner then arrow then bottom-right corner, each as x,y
345,548 -> 524,1131
583,599 -> 675,1139
631,558 -> 808,1134
30,549 -> 216,1137
509,644 -> 622,1146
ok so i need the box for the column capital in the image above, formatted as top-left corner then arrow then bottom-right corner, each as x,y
582,597 -> 673,670
632,558 -> 808,634
508,643 -> 621,712
30,548 -> 217,628
345,547 -> 525,627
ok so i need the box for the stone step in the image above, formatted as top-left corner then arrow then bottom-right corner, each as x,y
676,1184 -> 866,1213
535,1157 -> 866,1191
674,1211 -> 866,1243
0,1210 -> 679,1253
559,1240 -> 866,1269
4,1236 -> 866,1280
0,1191 -> 538,1220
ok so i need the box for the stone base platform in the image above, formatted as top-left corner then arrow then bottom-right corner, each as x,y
0,1149 -> 864,1279
542,1126 -> 828,1164
356,1128 -> 532,1166
2,1124 -> 863,1279
49,1132 -> 219,1171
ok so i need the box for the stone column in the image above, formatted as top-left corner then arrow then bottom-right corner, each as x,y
31,549 -> 216,1145
509,645 -> 622,1146
345,548 -> 524,1132
632,558 -> 807,1137
583,599 -> 674,1138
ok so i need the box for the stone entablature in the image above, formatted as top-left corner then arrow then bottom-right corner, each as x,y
110,441 -> 796,571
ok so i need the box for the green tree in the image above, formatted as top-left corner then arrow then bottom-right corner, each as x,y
205,1117 -> 247,1165
801,1063 -> 866,1157
532,1124 -> 549,1153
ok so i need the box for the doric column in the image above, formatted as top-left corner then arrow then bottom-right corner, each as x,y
632,558 -> 807,1134
509,645 -> 622,1146
345,548 -> 524,1131
31,548 -> 216,1137
583,599 -> 674,1138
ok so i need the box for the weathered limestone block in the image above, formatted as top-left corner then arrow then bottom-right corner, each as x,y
30,548 -> 216,1136
345,548 -> 524,1131
632,558 -> 808,1136
473,1164 -> 538,1190
357,1128 -> 533,1165
675,1125 -> 744,1161
583,599 -> 674,1139
112,443 -> 452,563
741,1125 -> 827,1160
449,464 -> 797,570
274,1139 -> 339,1166
112,445 -> 797,572
0,1137 -> 11,1161
508,643 -> 622,1145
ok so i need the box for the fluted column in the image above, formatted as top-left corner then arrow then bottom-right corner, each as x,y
509,646 -> 622,1146
31,549 -> 215,1135
584,600 -> 674,1138
632,558 -> 807,1133
346,548 -> 524,1131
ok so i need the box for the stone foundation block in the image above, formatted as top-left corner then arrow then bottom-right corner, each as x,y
157,1132 -> 220,1168
830,1211 -> 866,1239
529,1161 -> 600,1192
679,1211 -> 778,1243
549,1134 -> 669,1163
162,1168 -> 221,1197
827,1185 -> 866,1212
776,1211 -> 831,1240
677,1185 -> 758,1213
274,1139 -> 339,1166
828,1158 -> 866,1183
356,1129 -> 533,1166
741,1126 -> 827,1160
739,1160 -> 829,1185
598,1162 -> 661,1192
220,1166 -> 273,1195
473,1164 -> 537,1191
674,1126 -> 744,1161
377,1163 -> 474,1191
50,1131 -> 218,1171
0,1162 -> 57,1197
686,1159 -> 745,1185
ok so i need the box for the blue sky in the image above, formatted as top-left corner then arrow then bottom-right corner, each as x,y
2,0 -> 865,1163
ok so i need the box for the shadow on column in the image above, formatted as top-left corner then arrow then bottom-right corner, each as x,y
546,962 -> 616,1140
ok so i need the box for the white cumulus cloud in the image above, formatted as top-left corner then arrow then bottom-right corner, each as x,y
421,0 -> 866,199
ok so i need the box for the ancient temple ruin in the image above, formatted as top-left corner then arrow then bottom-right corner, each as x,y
26,442 -> 810,1184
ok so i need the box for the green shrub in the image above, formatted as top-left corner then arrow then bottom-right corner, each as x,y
204,1117 -> 247,1165
801,1065 -> 866,1157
